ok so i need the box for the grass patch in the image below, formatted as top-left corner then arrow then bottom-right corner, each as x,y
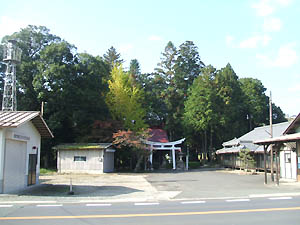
40,168 -> 57,175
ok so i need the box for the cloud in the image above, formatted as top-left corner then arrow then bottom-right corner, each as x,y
251,0 -> 293,16
263,17 -> 282,32
256,43 -> 298,67
276,0 -> 293,6
239,35 -> 271,48
148,35 -> 163,41
252,0 -> 274,17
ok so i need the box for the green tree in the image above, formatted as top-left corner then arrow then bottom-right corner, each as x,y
239,78 -> 268,130
154,41 -> 204,140
184,65 -> 219,158
106,64 -> 147,132
2,25 -> 110,167
103,46 -> 124,70
129,59 -> 141,84
1,25 -> 61,111
215,63 -> 245,140
238,149 -> 255,171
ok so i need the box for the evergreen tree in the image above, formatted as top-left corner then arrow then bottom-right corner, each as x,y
103,46 -> 124,70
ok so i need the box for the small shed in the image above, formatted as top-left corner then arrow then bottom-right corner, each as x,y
0,111 -> 53,193
55,143 -> 115,174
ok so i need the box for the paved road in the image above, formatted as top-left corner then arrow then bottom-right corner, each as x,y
145,169 -> 300,199
0,196 -> 300,224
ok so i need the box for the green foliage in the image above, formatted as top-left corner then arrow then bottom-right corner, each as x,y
238,149 -> 255,170
40,168 -> 57,174
0,25 -> 287,169
106,65 -> 147,132
103,46 -> 124,70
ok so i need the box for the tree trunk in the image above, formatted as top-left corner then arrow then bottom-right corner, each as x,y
134,155 -> 144,172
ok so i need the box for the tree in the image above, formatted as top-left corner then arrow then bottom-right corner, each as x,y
1,25 -> 61,111
103,46 -> 124,70
129,59 -> 141,84
1,25 -> 111,168
239,78 -> 268,131
238,149 -> 255,171
183,65 -> 219,158
154,41 -> 204,140
214,63 -> 245,140
106,64 -> 147,132
113,129 -> 151,171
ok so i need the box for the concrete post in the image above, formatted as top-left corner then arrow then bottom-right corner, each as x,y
264,145 -> 268,184
172,147 -> 176,170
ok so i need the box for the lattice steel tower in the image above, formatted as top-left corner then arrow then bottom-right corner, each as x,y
2,40 -> 22,111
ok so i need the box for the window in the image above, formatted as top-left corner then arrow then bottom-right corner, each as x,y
285,153 -> 291,163
74,156 -> 86,162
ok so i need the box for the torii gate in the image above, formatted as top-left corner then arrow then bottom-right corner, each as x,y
145,138 -> 185,170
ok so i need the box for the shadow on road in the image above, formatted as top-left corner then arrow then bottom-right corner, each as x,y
18,184 -> 142,197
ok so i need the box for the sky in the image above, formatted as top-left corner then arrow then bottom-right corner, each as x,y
0,0 -> 299,116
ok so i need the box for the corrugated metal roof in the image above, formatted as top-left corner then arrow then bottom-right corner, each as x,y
54,143 -> 112,150
0,111 -> 53,138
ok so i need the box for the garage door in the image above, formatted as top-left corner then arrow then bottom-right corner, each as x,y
3,140 -> 27,193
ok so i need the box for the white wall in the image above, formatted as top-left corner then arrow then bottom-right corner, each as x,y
280,147 -> 297,180
58,149 -> 105,174
0,128 -> 6,193
0,121 -> 42,193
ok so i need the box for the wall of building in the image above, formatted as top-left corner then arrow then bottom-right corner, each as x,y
0,122 -> 41,193
103,149 -> 114,172
7,122 -> 41,185
58,149 -> 105,174
0,129 -> 6,193
280,148 -> 297,180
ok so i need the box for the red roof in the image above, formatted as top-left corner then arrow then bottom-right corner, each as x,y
148,129 -> 169,143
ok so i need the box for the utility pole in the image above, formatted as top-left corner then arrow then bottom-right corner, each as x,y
2,40 -> 22,111
269,91 -> 274,182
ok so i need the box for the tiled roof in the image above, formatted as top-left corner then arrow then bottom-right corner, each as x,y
217,121 -> 291,154
148,129 -> 169,143
0,111 -> 53,138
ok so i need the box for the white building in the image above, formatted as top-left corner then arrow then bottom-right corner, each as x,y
0,111 -> 53,193
55,143 -> 115,174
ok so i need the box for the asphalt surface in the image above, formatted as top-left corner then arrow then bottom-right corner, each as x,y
1,168 -> 300,203
1,169 -> 300,225
0,196 -> 300,225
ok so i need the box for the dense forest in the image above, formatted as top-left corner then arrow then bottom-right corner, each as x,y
0,25 -> 286,170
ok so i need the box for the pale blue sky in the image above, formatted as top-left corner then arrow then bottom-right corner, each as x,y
1,0 -> 299,116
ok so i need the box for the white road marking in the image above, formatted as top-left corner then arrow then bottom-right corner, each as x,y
36,204 -> 63,207
86,203 -> 112,207
134,202 -> 160,206
269,197 -> 293,200
226,199 -> 250,202
0,205 -> 13,208
1,201 -> 57,204
181,201 -> 206,204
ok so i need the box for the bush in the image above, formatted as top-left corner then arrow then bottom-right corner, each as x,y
40,168 -> 57,175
